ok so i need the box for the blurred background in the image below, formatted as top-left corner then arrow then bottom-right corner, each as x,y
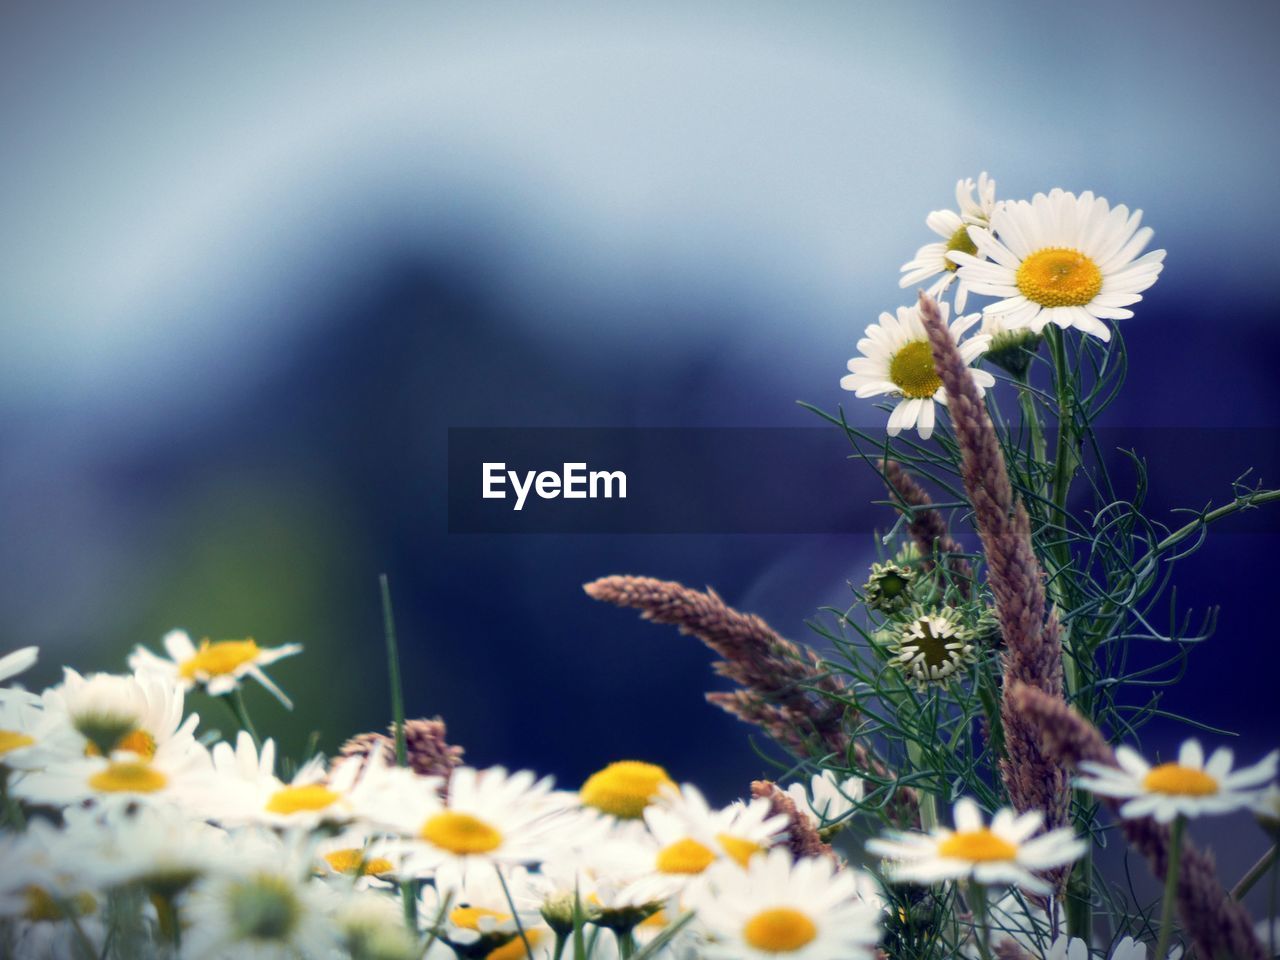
2,0 -> 1278,888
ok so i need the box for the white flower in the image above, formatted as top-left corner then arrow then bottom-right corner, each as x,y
0,818 -> 106,960
1077,739 -> 1279,823
1253,783 -> 1280,830
951,188 -> 1165,342
12,733 -> 212,810
783,772 -> 863,831
1046,935 -> 1151,960
196,732 -> 390,830
421,864 -> 551,957
687,849 -> 881,960
333,889 -> 433,960
28,668 -> 197,764
866,797 -> 1085,895
129,629 -> 302,708
0,646 -> 38,686
840,301 -> 994,440
899,173 -> 999,310
362,765 -> 566,879
0,693 -> 42,768
617,784 -> 788,903
59,802 -> 231,896
180,831 -> 340,960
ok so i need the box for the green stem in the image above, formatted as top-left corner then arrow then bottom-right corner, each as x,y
497,865 -> 535,960
969,884 -> 994,960
905,740 -> 938,833
1016,380 -> 1047,476
1154,816 -> 1185,960
400,879 -> 418,933
617,928 -> 637,959
227,688 -> 259,747
552,932 -> 568,960
380,574 -> 408,768
1231,843 -> 1278,900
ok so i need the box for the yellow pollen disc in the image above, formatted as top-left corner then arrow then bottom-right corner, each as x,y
0,730 -> 35,757
89,761 -> 168,794
179,638 -> 261,680
450,906 -> 511,931
655,837 -> 717,875
944,224 -> 977,272
421,811 -> 503,855
888,341 -> 942,400
743,908 -> 818,953
580,761 -> 675,819
24,887 -> 97,923
486,929 -> 545,960
265,784 -> 341,815
1015,247 -> 1103,307
85,729 -> 156,760
1142,763 -> 1220,796
323,849 -> 393,876
937,828 -> 1018,862
639,909 -> 668,930
716,833 -> 763,868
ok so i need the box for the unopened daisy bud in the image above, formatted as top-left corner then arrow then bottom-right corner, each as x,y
580,761 -> 674,820
863,561 -> 916,614
980,314 -> 1042,380
884,605 -> 978,690
74,712 -> 139,759
539,893 -> 582,936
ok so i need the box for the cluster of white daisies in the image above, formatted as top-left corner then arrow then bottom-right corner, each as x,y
842,174 -> 1167,439
0,637 -> 1277,960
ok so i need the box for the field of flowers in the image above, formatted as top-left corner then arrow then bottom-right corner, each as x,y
1,177 -> 1277,960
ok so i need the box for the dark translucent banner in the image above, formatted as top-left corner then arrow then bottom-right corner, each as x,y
446,428 -> 1280,534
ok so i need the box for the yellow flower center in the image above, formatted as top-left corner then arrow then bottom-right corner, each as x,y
1015,247 -> 1103,307
265,784 -> 341,815
486,929 -> 545,960
639,908 -> 668,930
88,760 -> 168,794
24,887 -> 97,923
655,837 -> 717,875
451,905 -> 511,930
716,833 -> 763,868
888,340 -> 942,400
580,760 -> 675,819
1142,763 -> 1220,796
323,848 -> 394,876
944,224 -> 977,272
743,908 -> 818,953
421,811 -> 503,855
937,828 -> 1018,862
179,638 -> 261,680
0,730 -> 35,757
85,728 -> 156,760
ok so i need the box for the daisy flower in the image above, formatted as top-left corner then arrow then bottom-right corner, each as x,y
314,828 -> 399,887
951,188 -> 1165,342
580,760 -> 676,820
840,301 -> 994,440
195,732 -> 393,830
1077,739 -> 1279,823
12,734 -> 212,810
422,864 -> 551,960
687,849 -> 882,959
180,831 -> 341,960
0,819 -> 106,960
129,629 -> 302,709
899,172 -> 998,309
618,784 -> 788,903
0,692 -> 42,769
885,605 -> 979,689
866,797 -> 1085,895
31,667 -> 197,762
333,889 -> 434,960
361,765 -> 567,880
1254,783 -> 1280,832
784,771 -> 863,831
0,646 -> 38,686
1046,935 -> 1150,960
59,802 -> 231,899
